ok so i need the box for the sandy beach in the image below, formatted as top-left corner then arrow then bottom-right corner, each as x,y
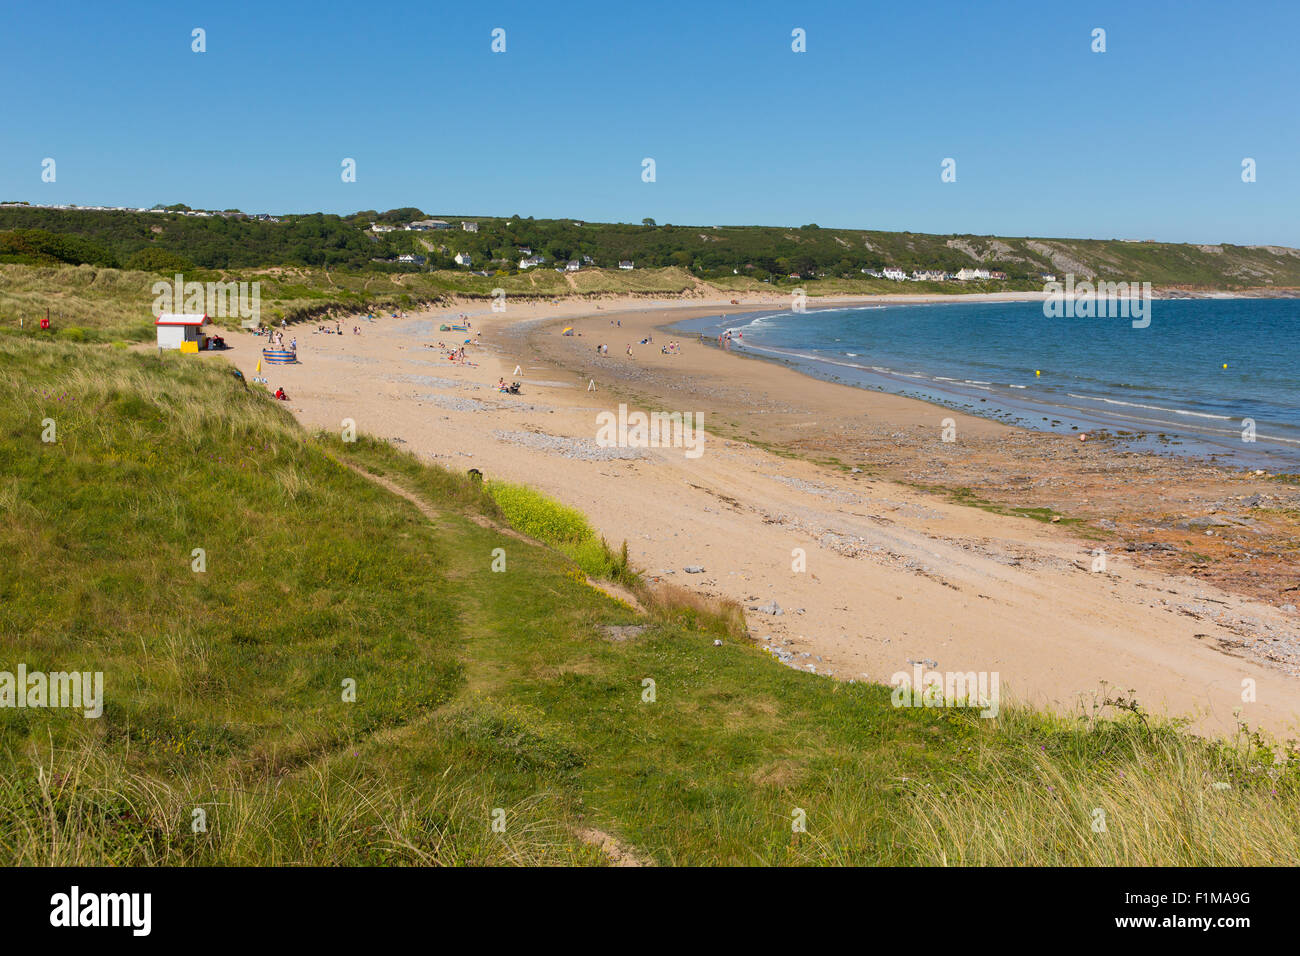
213,293 -> 1300,737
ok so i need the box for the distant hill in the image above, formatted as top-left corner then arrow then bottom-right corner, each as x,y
4,204 -> 1300,288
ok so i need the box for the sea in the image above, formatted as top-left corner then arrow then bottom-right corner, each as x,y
671,297 -> 1300,470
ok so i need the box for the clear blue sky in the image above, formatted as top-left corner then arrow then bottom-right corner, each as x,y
3,0 -> 1298,245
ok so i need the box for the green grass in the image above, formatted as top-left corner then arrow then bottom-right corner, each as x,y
0,262 -> 706,343
483,480 -> 635,586
2,337 -> 1298,865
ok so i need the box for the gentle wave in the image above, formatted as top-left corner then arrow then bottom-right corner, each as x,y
1066,393 -> 1234,421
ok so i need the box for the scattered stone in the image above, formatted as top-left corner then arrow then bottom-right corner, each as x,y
1177,516 -> 1232,529
493,429 -> 643,461
751,600 -> 783,616
683,565 -> 705,574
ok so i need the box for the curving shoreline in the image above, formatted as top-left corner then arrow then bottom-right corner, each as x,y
216,292 -> 1300,737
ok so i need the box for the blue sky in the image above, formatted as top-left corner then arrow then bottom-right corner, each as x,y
3,0 -> 1298,245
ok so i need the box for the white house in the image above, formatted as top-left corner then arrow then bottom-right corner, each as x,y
370,223 -> 397,233
882,267 -> 908,281
566,260 -> 580,272
407,219 -> 450,231
454,252 -> 473,266
396,253 -> 426,265
461,221 -> 479,232
155,313 -> 209,351
519,255 -> 546,269
618,260 -> 634,270
955,268 -> 991,281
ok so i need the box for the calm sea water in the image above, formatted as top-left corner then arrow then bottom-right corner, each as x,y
673,298 -> 1300,469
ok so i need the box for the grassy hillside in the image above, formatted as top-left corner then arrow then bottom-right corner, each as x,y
5,204 -> 1300,288
1,338 -> 1297,865
0,263 -> 706,343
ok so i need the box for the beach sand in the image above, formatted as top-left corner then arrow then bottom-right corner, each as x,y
214,293 -> 1300,737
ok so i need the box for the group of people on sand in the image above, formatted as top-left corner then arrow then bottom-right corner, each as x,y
605,333 -> 681,357
495,378 -> 521,394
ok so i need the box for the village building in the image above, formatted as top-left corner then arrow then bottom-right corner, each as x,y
155,313 -> 209,352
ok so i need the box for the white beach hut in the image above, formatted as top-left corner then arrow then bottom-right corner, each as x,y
156,313 -> 209,351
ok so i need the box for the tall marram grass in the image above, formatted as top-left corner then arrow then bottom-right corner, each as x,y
0,733 -> 590,866
894,707 -> 1300,866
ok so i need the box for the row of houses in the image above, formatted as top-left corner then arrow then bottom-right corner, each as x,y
370,219 -> 479,233
863,266 -> 1022,282
518,251 -> 634,271
0,202 -> 280,222
379,247 -> 634,273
